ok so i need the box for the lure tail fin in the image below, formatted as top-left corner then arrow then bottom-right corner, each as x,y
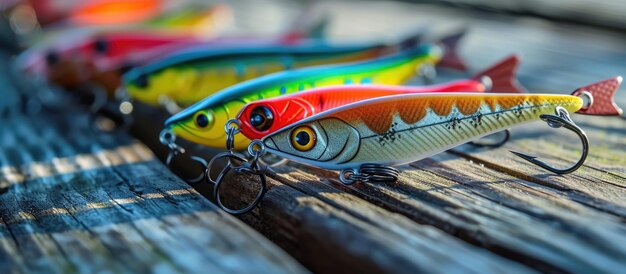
472,55 -> 527,93
571,76 -> 623,116
397,26 -> 428,50
437,30 -> 468,71
280,1 -> 328,43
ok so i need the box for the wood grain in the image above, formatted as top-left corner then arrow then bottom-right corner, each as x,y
0,108 -> 307,273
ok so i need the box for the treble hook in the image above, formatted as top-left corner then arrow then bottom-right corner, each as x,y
159,128 -> 207,183
186,156 -> 209,183
510,106 -> 589,174
74,84 -> 120,133
206,139 -> 267,215
202,120 -> 272,214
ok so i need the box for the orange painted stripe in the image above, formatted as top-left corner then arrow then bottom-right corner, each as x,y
332,94 -> 582,135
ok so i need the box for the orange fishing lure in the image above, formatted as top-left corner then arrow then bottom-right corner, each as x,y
207,77 -> 621,214
260,77 -> 621,175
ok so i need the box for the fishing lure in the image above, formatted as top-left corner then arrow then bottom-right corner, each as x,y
264,77 -> 622,172
123,31 -> 463,108
67,0 -> 163,26
162,38 -> 463,154
20,32 -> 204,90
236,55 -> 524,141
18,9 -> 327,97
24,0 -> 161,26
208,77 -> 622,214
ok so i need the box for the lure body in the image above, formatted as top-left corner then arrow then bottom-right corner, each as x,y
19,32 -> 208,93
123,43 -> 390,106
22,32 -> 202,75
262,93 -> 584,169
165,44 -> 445,149
239,84 -> 484,141
123,28 -> 446,106
68,0 -> 162,26
238,55 -> 523,140
20,31 -> 311,95
27,0 -> 161,26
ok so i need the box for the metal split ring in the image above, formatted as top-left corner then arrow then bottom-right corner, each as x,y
576,90 -> 594,112
247,140 -> 266,157
159,129 -> 186,166
224,119 -> 241,151
224,118 -> 241,135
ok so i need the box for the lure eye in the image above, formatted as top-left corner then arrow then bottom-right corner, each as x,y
290,126 -> 316,151
45,51 -> 59,66
94,38 -> 108,53
194,112 -> 213,129
249,105 -> 274,131
134,74 -> 149,88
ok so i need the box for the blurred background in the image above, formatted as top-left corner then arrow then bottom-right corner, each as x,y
2,0 -> 624,97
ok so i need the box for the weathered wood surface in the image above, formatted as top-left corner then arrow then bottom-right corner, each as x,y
0,59 -> 307,274
131,1 -> 626,273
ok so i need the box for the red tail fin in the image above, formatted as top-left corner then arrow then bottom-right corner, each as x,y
437,30 -> 467,71
472,55 -> 527,93
571,77 -> 623,116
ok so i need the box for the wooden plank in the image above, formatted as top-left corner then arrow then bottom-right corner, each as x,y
233,168 -> 535,273
240,154 -> 626,273
0,110 -> 308,273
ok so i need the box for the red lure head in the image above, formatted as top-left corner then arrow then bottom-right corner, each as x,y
238,97 -> 316,140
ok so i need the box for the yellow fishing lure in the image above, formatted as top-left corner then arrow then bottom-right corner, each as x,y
164,43 -> 445,150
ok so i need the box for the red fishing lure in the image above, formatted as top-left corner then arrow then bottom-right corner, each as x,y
19,27 -> 322,95
22,32 -> 201,74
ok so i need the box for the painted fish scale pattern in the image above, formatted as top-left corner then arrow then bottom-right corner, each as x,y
330,94 -> 582,167
333,94 -> 579,135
